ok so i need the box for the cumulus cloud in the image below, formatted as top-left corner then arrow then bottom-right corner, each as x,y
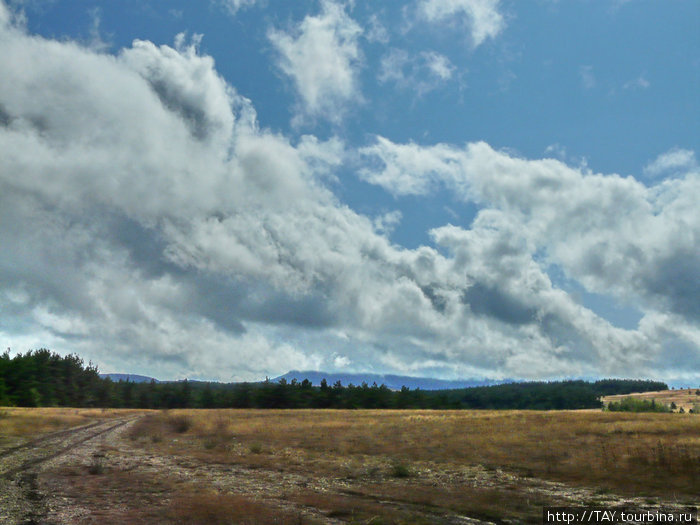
1,3 -> 696,382
268,1 -> 363,124
360,137 -> 700,364
417,0 -> 505,48
379,49 -> 455,96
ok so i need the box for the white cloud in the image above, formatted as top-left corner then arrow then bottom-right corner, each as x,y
366,13 -> 389,44
379,49 -> 455,96
359,136 -> 466,195
417,0 -> 505,48
623,75 -> 650,90
268,1 -> 363,124
87,7 -> 111,52
218,0 -> 260,16
333,354 -> 351,368
373,210 -> 403,235
425,51 -> 454,80
360,137 -> 700,361
0,1 -> 10,26
644,148 -> 697,178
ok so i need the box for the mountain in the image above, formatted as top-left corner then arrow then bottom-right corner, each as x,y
274,370 -> 510,391
99,373 -> 160,383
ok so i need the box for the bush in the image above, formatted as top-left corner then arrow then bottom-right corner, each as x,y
167,414 -> 193,433
389,461 -> 413,478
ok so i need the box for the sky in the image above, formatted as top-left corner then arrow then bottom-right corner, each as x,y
0,0 -> 698,384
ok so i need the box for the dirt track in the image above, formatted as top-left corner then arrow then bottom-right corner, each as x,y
0,417 -> 137,524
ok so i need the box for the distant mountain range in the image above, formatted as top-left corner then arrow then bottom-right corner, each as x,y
100,373 -> 160,383
100,371 -> 510,390
274,370 -> 511,390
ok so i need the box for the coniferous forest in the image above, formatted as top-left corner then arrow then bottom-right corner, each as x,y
0,349 -> 668,410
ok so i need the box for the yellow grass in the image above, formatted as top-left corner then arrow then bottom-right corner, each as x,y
0,407 -> 146,442
129,409 -> 700,499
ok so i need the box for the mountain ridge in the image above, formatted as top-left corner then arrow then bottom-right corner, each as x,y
274,370 -> 512,390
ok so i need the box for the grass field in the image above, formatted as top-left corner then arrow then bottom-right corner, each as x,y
129,409 -> 699,495
2,406 -> 698,523
123,408 -> 699,522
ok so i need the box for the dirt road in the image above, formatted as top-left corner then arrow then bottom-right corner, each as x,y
0,417 -> 137,524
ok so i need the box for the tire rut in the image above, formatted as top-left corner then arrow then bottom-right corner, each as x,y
0,421 -> 105,460
1,417 -> 138,480
0,416 -> 141,525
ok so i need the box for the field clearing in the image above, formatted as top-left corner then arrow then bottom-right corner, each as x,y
2,407 -> 698,523
602,388 -> 700,413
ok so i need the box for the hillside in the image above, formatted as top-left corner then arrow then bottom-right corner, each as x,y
602,388 -> 700,412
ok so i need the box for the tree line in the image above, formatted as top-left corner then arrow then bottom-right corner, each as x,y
0,349 -> 668,410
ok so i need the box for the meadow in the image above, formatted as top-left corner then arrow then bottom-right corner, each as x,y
124,408 -> 699,522
2,406 -> 698,523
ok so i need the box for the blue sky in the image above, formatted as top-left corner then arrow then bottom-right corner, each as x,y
0,0 -> 698,384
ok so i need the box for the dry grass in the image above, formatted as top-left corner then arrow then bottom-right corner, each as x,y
332,483 -> 561,524
291,490 -> 436,524
603,388 -> 700,413
128,409 -> 700,499
166,491 -> 314,525
0,407 -> 145,442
